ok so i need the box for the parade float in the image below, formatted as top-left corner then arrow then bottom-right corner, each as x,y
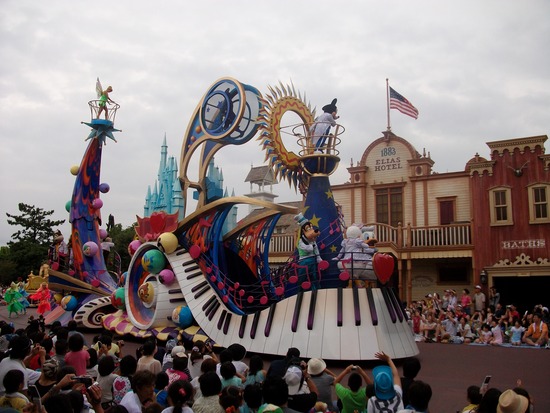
53,77 -> 418,360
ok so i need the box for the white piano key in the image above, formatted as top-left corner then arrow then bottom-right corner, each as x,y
246,307 -> 270,354
339,288 -> 361,360
277,294 -> 299,355
357,288 -> 381,359
263,299 -> 290,356
320,288 -> 341,360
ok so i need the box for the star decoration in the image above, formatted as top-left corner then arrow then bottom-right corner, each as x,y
325,189 -> 334,199
309,214 -> 320,228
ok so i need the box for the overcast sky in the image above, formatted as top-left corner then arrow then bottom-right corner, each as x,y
1,1 -> 549,247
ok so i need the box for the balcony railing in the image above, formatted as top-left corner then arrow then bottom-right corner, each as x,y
268,222 -> 473,256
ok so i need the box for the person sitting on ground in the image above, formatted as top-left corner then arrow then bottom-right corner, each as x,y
400,357 -> 421,408
509,320 -> 525,346
136,339 -> 162,376
65,333 -> 90,376
476,388 -> 502,413
164,379 -> 194,413
97,355 -> 117,407
166,353 -> 190,386
457,316 -> 476,344
435,310 -> 458,343
367,352 -> 404,413
0,336 -> 41,395
244,354 -> 267,387
419,313 -> 437,342
284,363 -> 318,412
113,355 -> 138,405
461,385 -> 482,413
219,385 -> 244,413
474,324 -> 492,345
334,364 -> 373,413
496,389 -> 529,413
488,319 -> 504,346
227,343 -> 249,377
0,369 -> 29,410
307,357 -> 336,410
522,312 -> 549,347
120,370 -> 157,413
243,383 -> 263,413
154,371 -> 169,408
187,339 -> 217,379
220,361 -> 245,390
262,375 -> 300,413
398,380 -> 432,413
267,347 -> 300,379
190,357 -> 217,401
192,371 -> 224,413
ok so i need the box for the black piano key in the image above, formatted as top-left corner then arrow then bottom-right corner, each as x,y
381,287 -> 397,323
291,292 -> 304,333
191,281 -> 208,293
337,287 -> 343,327
181,258 -> 195,265
265,303 -> 277,337
307,289 -> 318,330
208,301 -> 220,321
186,271 -> 202,280
168,288 -> 181,294
366,288 -> 378,326
223,312 -> 232,335
388,288 -> 404,322
184,265 -> 200,273
239,315 -> 248,338
250,311 -> 261,339
193,282 -> 210,299
202,295 -> 217,312
169,297 -> 186,303
217,310 -> 227,330
353,286 -> 361,326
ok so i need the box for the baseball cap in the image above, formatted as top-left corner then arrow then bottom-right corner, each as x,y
284,366 -> 303,395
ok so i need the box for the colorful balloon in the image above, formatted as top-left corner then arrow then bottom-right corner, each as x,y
128,240 -> 141,256
138,282 -> 155,305
83,241 -> 99,257
172,305 -> 193,328
61,295 -> 78,311
157,232 -> 178,254
99,229 -> 108,240
119,271 -> 127,286
111,287 -> 126,310
53,293 -> 63,304
99,183 -> 110,193
92,198 -> 103,209
70,165 -> 79,175
65,200 -> 71,212
158,269 -> 175,285
142,249 -> 166,273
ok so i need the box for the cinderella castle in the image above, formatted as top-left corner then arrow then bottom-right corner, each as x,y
143,136 -> 238,234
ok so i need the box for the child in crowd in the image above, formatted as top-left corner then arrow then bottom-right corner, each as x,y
475,324 -> 492,344
64,333 -> 90,376
164,379 -> 194,413
0,370 -> 29,410
244,355 -> 266,387
220,361 -> 245,390
509,320 -> 526,346
154,371 -> 169,408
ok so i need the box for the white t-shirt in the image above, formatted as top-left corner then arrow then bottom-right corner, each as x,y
0,358 -> 41,394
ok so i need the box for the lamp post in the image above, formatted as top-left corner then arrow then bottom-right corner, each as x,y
480,269 -> 488,286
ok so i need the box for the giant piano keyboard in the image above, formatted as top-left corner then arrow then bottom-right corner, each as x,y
169,249 -> 419,360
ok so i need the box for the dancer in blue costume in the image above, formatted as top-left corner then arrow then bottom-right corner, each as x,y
17,282 -> 30,314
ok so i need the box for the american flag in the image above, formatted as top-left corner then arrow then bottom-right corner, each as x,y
389,87 -> 419,119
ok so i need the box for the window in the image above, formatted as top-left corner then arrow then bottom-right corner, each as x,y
489,187 -> 513,226
376,187 -> 403,226
438,198 -> 456,225
528,184 -> 550,223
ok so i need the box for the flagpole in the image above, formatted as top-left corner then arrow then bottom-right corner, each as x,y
386,78 -> 391,131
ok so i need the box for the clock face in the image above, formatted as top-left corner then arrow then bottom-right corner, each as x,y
416,166 -> 423,176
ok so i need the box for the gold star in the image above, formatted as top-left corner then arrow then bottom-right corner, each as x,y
309,214 -> 320,228
330,244 -> 338,253
325,189 -> 334,199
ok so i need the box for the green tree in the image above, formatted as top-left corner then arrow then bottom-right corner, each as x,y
5,203 -> 65,279
108,223 -> 136,273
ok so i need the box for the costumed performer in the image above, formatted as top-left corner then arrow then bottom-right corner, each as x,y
97,80 -> 115,120
4,282 -> 24,318
294,213 -> 322,290
30,282 -> 52,316
309,98 -> 339,151
333,224 -> 377,287
17,282 -> 30,314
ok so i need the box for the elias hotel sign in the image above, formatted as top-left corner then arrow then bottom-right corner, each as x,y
374,146 -> 402,171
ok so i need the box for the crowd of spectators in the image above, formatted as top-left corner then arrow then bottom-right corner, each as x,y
0,311 -> 538,413
405,286 -> 549,348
